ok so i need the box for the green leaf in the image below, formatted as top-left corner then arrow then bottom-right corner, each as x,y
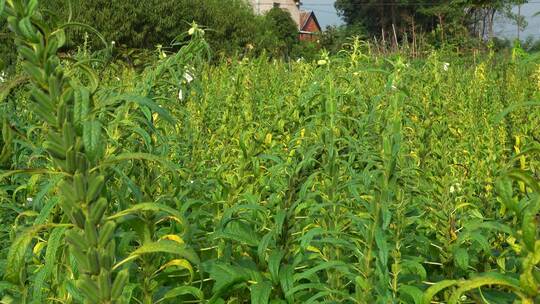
279,264 -> 294,302
422,280 -> 459,304
401,260 -> 427,281
208,263 -> 250,301
454,247 -> 469,270
284,283 -> 327,298
4,224 -> 69,284
217,221 -> 259,247
73,62 -> 99,93
111,167 -> 143,203
268,250 -> 284,284
34,177 -> 62,225
107,202 -> 183,224
0,282 -> 17,294
50,29 -> 66,48
74,87 -> 90,125
59,22 -> 109,49
494,101 -> 540,123
251,281 -> 272,304
109,94 -> 175,125
0,0 -> 5,17
522,196 -> 540,252
32,227 -> 68,303
375,226 -> 389,266
507,169 -> 540,194
82,120 -> 102,162
4,225 -> 45,284
448,273 -> 524,304
27,0 -> 38,16
160,286 -> 204,302
293,261 -> 346,282
400,285 -> 423,304
114,240 -> 199,270
99,152 -> 179,171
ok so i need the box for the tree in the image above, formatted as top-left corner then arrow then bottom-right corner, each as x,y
40,0 -> 267,55
334,0 -> 529,42
264,7 -> 299,56
334,0 -> 439,40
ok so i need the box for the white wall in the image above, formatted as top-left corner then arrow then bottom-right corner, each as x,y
249,0 -> 301,28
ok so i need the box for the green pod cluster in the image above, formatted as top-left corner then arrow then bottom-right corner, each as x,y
5,1 -> 126,303
89,198 -> 108,223
76,277 -> 100,303
86,174 -> 105,203
111,269 -> 129,300
0,118 -> 13,167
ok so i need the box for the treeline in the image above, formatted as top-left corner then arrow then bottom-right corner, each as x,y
0,0 -> 533,70
0,0 -> 305,68
333,0 -> 528,48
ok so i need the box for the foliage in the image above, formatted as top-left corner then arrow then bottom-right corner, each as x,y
39,0 -> 302,59
3,1 -> 540,303
320,24 -> 367,54
263,7 -> 299,57
334,0 -> 529,43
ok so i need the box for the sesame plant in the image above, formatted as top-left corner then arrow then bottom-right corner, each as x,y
1,0 -> 205,303
2,1 -> 540,304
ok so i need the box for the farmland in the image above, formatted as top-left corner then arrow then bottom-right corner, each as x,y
2,1 -> 540,304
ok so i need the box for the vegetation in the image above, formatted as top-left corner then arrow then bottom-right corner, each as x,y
2,1 -> 540,304
335,0 -> 528,43
48,0 -> 261,52
0,0 -> 300,59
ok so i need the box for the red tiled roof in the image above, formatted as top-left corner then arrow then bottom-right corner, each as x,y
300,11 -> 310,30
299,10 -> 321,32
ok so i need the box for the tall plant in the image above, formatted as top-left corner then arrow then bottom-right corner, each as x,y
1,1 -> 204,303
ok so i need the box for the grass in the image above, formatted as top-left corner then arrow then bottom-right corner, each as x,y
2,1 -> 540,303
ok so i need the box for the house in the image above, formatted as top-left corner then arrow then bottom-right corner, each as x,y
250,0 -> 301,26
249,0 -> 321,40
299,10 -> 321,41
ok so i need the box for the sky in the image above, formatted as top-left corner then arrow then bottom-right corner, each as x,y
300,0 -> 540,39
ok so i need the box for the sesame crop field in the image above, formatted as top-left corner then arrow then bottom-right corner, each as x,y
3,1 -> 540,304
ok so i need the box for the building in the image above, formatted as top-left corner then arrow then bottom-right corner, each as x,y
299,10 -> 321,41
250,0 -> 301,26
249,0 -> 321,39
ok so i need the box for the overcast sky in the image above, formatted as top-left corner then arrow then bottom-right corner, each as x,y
301,0 -> 540,39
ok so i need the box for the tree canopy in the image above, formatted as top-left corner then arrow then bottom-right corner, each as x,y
2,0 -> 295,58
334,0 -> 528,41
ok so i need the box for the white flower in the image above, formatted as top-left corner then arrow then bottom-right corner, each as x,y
178,89 -> 183,101
27,197 -> 33,203
184,71 -> 194,84
190,180 -> 194,184
111,41 -> 116,46
443,62 -> 450,71
0,71 -> 6,83
450,183 -> 461,194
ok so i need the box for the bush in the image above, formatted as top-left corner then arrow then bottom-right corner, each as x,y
320,24 -> 366,54
263,7 -> 299,57
41,0 -> 269,56
0,19 -> 16,73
